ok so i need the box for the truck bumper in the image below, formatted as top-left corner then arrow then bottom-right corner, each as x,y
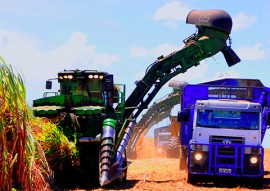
187,143 -> 264,178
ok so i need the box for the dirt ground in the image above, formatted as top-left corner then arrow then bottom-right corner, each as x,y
69,137 -> 270,191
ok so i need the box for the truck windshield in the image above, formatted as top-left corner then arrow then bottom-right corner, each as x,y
196,110 -> 259,130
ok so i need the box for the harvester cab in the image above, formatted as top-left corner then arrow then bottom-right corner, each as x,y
45,69 -> 115,104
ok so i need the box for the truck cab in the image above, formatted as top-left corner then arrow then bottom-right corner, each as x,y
189,99 -> 263,181
178,78 -> 270,187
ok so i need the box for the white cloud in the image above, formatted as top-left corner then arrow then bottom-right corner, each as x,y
232,12 -> 257,31
152,1 -> 190,27
92,53 -> 119,68
170,63 -> 241,86
129,43 -> 182,59
129,44 -> 153,58
170,62 -> 209,82
155,43 -> 182,57
212,70 -> 241,80
237,44 -> 266,60
0,31 -> 119,79
152,1 -> 190,21
0,29 -> 120,103
162,21 -> 178,28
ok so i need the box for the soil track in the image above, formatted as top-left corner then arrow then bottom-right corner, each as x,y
68,137 -> 270,191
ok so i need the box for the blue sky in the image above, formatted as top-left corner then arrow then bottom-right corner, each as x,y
1,0 -> 270,146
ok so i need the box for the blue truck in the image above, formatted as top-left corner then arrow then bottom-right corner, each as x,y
178,78 -> 270,187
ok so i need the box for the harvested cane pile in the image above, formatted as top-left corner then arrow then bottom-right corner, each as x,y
0,58 -> 62,191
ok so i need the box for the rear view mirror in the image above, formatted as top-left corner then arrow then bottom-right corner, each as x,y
183,108 -> 190,122
178,109 -> 190,122
46,80 -> 52,89
177,112 -> 182,122
266,112 -> 270,127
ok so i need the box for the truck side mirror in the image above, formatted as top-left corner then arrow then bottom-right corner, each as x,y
266,112 -> 270,126
177,112 -> 182,122
46,80 -> 52,89
183,108 -> 190,122
178,109 -> 190,122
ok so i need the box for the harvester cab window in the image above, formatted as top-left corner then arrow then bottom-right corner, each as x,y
60,80 -> 74,95
85,80 -> 102,99
73,82 -> 88,96
71,80 -> 102,98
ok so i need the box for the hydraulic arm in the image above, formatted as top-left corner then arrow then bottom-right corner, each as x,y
124,9 -> 240,121
121,9 -> 241,160
103,9 -> 241,186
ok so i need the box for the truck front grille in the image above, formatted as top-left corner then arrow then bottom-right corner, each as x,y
209,135 -> 245,144
209,136 -> 245,167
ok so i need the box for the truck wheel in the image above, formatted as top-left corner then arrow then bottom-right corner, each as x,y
179,145 -> 187,170
186,171 -> 198,184
248,175 -> 264,188
167,136 -> 180,158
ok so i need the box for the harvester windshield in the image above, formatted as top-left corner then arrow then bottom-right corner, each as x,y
60,79 -> 102,97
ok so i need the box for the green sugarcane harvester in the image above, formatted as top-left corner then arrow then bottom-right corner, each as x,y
32,9 -> 240,187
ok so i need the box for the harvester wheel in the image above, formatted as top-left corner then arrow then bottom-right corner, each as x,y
167,136 -> 180,158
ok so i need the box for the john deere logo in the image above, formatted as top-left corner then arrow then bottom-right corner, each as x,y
222,139 -> 232,145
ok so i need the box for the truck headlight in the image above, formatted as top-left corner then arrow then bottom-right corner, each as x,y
194,152 -> 203,161
250,156 -> 258,164
157,148 -> 162,153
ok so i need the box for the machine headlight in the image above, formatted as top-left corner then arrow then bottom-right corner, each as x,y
157,148 -> 162,153
88,74 -> 104,79
194,152 -> 203,161
250,156 -> 258,164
